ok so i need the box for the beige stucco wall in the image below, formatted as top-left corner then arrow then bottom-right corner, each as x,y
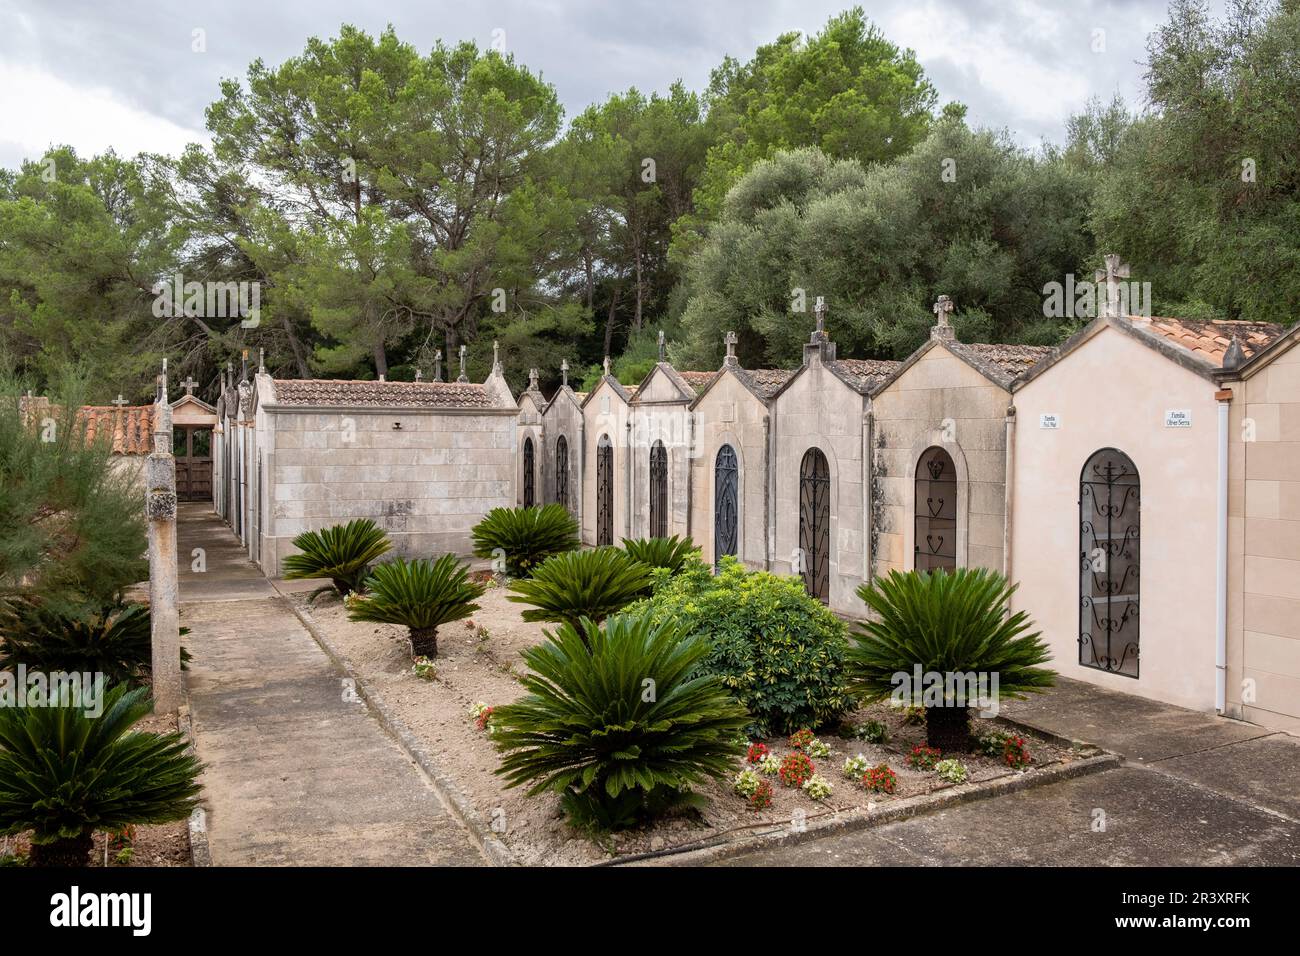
871,344 -> 1010,579
630,367 -> 694,541
689,369 -> 769,569
541,388 -> 583,519
1226,336 -> 1300,729
770,356 -> 868,616
1011,325 -> 1221,711
581,379 -> 631,545
258,406 -> 517,575
516,393 -> 544,507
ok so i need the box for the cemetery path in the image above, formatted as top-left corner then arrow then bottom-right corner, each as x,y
177,504 -> 487,866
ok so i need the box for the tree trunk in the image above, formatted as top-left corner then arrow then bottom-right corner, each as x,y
603,285 -> 622,357
29,832 -> 93,867
633,239 -> 644,332
410,626 -> 439,659
373,340 -> 388,379
924,705 -> 972,752
281,313 -> 310,378
583,248 -> 594,311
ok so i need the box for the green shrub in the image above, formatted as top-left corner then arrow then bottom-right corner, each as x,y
848,568 -> 1055,752
627,557 -> 850,736
0,684 -> 203,867
619,535 -> 700,576
492,609 -> 750,830
0,599 -> 189,685
507,548 -> 652,633
471,504 -> 579,577
283,518 -> 392,596
347,554 -> 484,658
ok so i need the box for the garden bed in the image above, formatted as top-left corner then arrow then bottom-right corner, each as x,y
294,583 -> 1105,866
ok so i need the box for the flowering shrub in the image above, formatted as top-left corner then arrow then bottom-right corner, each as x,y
733,769 -> 762,798
863,764 -> 897,794
906,745 -> 942,770
977,730 -> 1014,757
804,737 -> 831,758
934,758 -> 968,784
749,780 -> 773,811
471,701 -> 495,732
411,656 -> 437,681
1003,735 -> 1032,769
758,754 -> 782,775
747,742 -> 770,764
779,751 -> 815,788
803,774 -> 833,801
788,728 -> 814,750
889,700 -> 926,725
850,720 -> 888,743
842,754 -> 872,778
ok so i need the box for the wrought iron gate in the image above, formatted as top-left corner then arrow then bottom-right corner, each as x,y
714,444 -> 738,565
915,446 -> 957,571
522,437 -> 535,507
555,435 -> 568,509
1080,448 -> 1140,677
649,441 -> 668,538
597,435 -> 614,545
799,447 -> 830,602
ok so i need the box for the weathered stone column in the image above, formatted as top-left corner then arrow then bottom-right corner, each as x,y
147,371 -> 182,714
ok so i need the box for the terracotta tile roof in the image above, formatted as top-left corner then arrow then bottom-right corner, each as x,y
954,342 -> 1054,378
271,378 -> 496,409
1136,318 -> 1286,367
677,370 -> 717,392
19,397 -> 156,455
829,358 -> 901,393
736,367 -> 795,399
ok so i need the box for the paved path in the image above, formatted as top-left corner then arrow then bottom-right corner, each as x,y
712,678 -> 1300,866
178,504 -> 485,866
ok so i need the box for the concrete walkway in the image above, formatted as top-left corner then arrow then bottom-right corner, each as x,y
713,678 -> 1300,866
177,504 -> 485,866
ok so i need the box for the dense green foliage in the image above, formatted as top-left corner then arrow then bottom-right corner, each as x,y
619,535 -> 701,576
848,568 -> 1055,750
471,504 -> 579,577
507,547 -> 653,633
492,610 -> 750,829
0,684 -> 203,866
282,518 -> 393,596
0,374 -> 147,614
347,554 -> 485,658
628,558 -> 851,736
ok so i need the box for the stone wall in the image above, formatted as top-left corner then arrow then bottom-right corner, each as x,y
630,367 -> 695,541
542,387 -> 584,519
580,378 -> 632,545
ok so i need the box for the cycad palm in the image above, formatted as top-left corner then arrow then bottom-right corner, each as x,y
0,684 -> 203,867
347,554 -> 485,658
282,518 -> 392,596
848,568 -> 1054,751
507,548 -> 652,633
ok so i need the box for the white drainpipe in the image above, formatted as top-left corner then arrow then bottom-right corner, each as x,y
1215,393 -> 1230,714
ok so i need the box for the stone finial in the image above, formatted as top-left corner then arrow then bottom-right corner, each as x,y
112,394 -> 128,407
724,330 -> 738,365
434,349 -> 443,382
814,297 -> 827,335
457,344 -> 468,383
561,358 -> 569,387
414,368 -> 423,382
658,329 -> 666,363
258,348 -> 265,374
931,294 -> 956,341
528,368 -> 539,391
603,355 -> 612,377
181,376 -> 197,396
240,349 -> 249,382
1094,253 -> 1131,318
492,339 -> 501,371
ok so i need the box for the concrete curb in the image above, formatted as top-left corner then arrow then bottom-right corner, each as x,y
613,751 -> 1121,866
176,702 -> 213,867
281,593 -> 517,868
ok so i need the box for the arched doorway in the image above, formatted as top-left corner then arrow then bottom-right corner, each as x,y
714,444 -> 738,566
555,435 -> 569,510
596,435 -> 614,545
1080,448 -> 1140,677
915,446 -> 956,571
799,447 -> 830,602
649,440 -> 668,538
522,436 -> 535,507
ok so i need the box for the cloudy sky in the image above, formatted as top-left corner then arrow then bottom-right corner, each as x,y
0,0 -> 1221,170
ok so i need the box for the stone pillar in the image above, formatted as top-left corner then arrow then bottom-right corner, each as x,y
146,383 -> 182,714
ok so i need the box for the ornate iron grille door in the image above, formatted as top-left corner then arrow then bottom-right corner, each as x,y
597,436 -> 614,545
915,446 -> 957,571
649,440 -> 668,538
522,437 -> 535,507
714,444 -> 738,565
555,435 -> 568,509
799,448 -> 831,602
1080,448 -> 1140,677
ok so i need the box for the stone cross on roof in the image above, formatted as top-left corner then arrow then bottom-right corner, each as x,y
1095,253 -> 1131,318
658,329 -> 666,363
931,294 -> 956,341
457,345 -> 468,383
814,297 -> 826,335
561,358 -> 569,387
528,368 -> 539,390
724,330 -> 738,364
603,355 -> 611,377
112,394 -> 128,407
157,358 -> 169,403
434,349 -> 443,382
180,376 -> 197,396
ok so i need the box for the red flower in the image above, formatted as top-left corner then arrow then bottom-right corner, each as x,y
747,742 -> 770,763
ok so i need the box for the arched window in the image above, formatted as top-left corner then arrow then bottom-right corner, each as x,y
915,446 -> 956,571
799,447 -> 830,602
597,435 -> 614,546
522,436 -> 535,507
1080,448 -> 1140,678
649,440 -> 668,538
555,435 -> 569,510
714,444 -> 738,565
